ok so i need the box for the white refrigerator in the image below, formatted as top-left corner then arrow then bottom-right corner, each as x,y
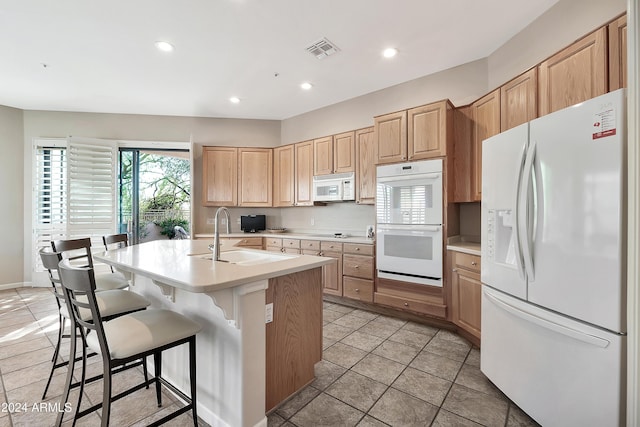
481,89 -> 627,426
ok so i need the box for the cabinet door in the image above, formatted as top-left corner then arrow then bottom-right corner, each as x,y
313,136 -> 334,175
408,101 -> 448,160
355,127 -> 376,205
333,131 -> 355,173
452,106 -> 473,203
500,68 -> 537,131
202,146 -> 238,206
295,141 -> 314,206
471,89 -> 501,201
238,148 -> 273,207
273,145 -> 294,207
321,251 -> 343,296
451,268 -> 482,340
375,110 -> 407,165
538,27 -> 607,116
609,15 -> 627,91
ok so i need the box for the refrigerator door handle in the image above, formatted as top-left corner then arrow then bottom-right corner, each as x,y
519,140 -> 536,281
514,143 -> 527,280
484,289 -> 610,348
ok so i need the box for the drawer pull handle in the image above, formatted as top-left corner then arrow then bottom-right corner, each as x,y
471,261 -> 477,266
404,302 -> 409,307
356,247 -> 360,251
355,288 -> 360,293
354,265 -> 359,268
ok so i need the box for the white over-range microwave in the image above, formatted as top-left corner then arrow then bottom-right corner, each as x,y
313,172 -> 355,202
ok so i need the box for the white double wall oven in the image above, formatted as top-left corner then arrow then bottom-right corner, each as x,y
376,159 -> 443,286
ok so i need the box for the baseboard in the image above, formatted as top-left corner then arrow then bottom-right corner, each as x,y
0,282 -> 26,291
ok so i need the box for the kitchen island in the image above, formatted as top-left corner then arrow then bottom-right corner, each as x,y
95,239 -> 334,427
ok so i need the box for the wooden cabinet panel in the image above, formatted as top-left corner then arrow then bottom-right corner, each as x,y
538,27 -> 607,116
343,243 -> 374,256
452,106 -> 473,203
450,251 -> 482,341
321,250 -> 343,296
265,237 -> 283,251
609,15 -> 627,91
342,254 -> 373,280
355,127 -> 376,205
301,240 -> 320,251
408,101 -> 449,160
374,110 -> 407,165
295,141 -> 314,206
273,145 -> 294,207
343,277 -> 373,303
283,239 -> 301,250
313,136 -> 334,175
202,146 -> 238,206
320,241 -> 343,253
501,68 -> 537,131
333,131 -> 355,173
238,148 -> 273,207
471,89 -> 501,202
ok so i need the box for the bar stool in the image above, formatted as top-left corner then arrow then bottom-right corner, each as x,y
52,237 -> 129,290
39,248 -> 151,400
102,233 -> 129,273
56,259 -> 201,427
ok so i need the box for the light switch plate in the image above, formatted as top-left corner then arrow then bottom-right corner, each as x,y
265,303 -> 273,323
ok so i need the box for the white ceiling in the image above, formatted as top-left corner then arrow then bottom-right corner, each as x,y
0,0 -> 559,120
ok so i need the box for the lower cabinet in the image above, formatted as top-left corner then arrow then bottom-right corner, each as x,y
341,243 -> 374,302
450,251 -> 482,342
374,279 -> 446,318
320,242 -> 343,296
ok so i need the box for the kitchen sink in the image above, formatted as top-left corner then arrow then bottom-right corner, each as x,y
198,249 -> 296,266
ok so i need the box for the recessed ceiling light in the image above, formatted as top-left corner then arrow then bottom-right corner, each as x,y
383,48 -> 398,58
155,41 -> 174,52
229,97 -> 240,104
300,82 -> 313,90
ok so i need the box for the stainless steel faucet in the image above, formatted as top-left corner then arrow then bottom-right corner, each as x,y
209,206 -> 231,261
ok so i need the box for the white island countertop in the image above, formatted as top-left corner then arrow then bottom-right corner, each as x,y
95,239 -> 334,293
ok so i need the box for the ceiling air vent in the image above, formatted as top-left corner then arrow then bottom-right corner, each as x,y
306,38 -> 340,59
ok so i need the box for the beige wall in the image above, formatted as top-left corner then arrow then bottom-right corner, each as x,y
0,105 -> 25,286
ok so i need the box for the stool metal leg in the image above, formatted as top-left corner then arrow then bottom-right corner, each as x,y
189,337 -> 198,426
154,352 -> 162,407
42,314 -> 66,399
55,319 -> 77,427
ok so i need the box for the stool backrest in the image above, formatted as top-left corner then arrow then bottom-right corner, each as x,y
102,233 -> 129,251
57,259 -> 110,354
39,247 -> 65,310
52,238 -> 95,269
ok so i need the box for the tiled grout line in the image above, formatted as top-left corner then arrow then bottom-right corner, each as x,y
0,365 -> 15,427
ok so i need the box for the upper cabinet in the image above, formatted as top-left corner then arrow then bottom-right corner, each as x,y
500,68 -> 537,131
452,106 -> 473,203
273,145 -> 294,207
609,15 -> 627,91
313,133 -> 355,175
408,100 -> 452,160
202,147 -> 238,207
295,141 -> 314,206
471,89 -> 501,202
374,110 -> 407,164
375,100 -> 452,165
355,127 -> 376,205
238,148 -> 273,207
538,27 -> 607,116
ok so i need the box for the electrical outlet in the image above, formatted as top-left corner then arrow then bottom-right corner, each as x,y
236,218 -> 241,224
206,218 -> 215,225
310,217 -> 315,226
221,218 -> 227,225
265,303 -> 273,323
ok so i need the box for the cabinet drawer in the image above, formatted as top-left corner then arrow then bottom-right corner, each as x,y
283,247 -> 300,255
283,239 -> 301,249
454,252 -> 481,273
235,237 -> 263,247
343,277 -> 373,302
343,243 -> 374,256
300,240 -> 320,251
302,249 -> 320,256
374,292 -> 446,318
265,238 -> 283,248
320,241 -> 343,252
342,254 -> 374,280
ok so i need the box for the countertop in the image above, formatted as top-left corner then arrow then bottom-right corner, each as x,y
446,236 -> 481,256
194,232 -> 375,245
94,239 -> 334,293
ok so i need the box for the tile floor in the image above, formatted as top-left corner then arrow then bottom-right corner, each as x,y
0,287 -> 540,427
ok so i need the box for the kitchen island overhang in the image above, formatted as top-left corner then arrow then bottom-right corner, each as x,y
96,239 -> 334,427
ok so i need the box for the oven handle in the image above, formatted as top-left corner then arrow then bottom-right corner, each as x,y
376,172 -> 441,183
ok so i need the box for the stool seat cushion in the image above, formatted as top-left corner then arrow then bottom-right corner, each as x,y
95,272 -> 129,290
60,290 -> 150,321
86,309 -> 201,360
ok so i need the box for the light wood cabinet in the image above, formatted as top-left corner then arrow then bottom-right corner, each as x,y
501,68 -> 537,131
313,136 -> 334,175
374,277 -> 446,318
320,241 -> 343,296
407,100 -> 452,160
238,148 -> 273,207
355,127 -> 376,205
202,147 -> 238,206
538,27 -> 607,116
273,145 -> 294,207
374,110 -> 407,165
221,236 -> 263,250
471,89 -> 501,202
609,15 -> 627,91
452,106 -> 473,203
450,251 -> 482,342
295,141 -> 314,206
